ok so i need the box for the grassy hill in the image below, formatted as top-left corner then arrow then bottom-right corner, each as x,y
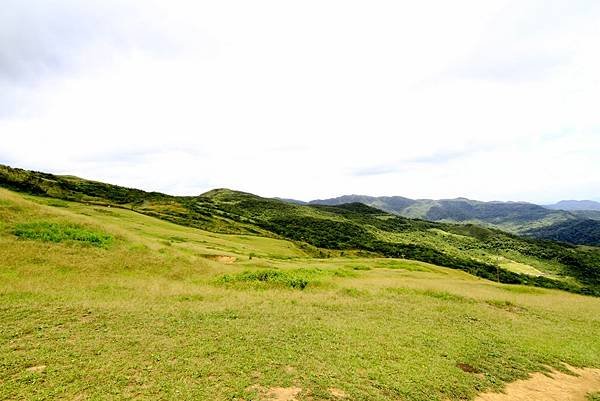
2,164 -> 600,296
2,184 -> 600,400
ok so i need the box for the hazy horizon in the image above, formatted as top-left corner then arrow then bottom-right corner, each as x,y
2,1 -> 599,203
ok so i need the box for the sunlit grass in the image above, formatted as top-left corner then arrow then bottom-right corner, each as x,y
497,257 -> 545,276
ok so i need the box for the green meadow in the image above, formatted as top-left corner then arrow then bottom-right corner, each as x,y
2,187 -> 600,400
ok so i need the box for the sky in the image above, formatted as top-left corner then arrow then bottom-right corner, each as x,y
1,0 -> 599,203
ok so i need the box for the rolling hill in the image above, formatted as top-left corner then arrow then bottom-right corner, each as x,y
2,163 -> 600,400
1,163 -> 600,296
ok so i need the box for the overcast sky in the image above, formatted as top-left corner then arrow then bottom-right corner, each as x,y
1,0 -> 599,202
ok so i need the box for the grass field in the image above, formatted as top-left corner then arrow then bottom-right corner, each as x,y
2,187 -> 600,400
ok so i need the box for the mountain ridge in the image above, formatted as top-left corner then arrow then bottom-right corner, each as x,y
545,200 -> 600,211
306,194 -> 600,246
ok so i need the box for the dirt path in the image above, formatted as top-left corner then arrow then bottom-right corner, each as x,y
475,366 -> 600,401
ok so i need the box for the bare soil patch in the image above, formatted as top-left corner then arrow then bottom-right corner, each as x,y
202,254 -> 237,264
265,387 -> 302,401
458,363 -> 479,373
329,387 -> 348,398
475,366 -> 600,401
25,365 -> 46,373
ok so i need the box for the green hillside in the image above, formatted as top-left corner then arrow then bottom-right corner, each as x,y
524,219 -> 600,246
2,184 -> 600,400
2,164 -> 600,296
573,210 -> 600,221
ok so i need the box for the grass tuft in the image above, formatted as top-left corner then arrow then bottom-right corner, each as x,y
486,299 -> 527,313
13,221 -> 113,247
218,267 -> 357,290
218,269 -> 311,289
588,392 -> 600,401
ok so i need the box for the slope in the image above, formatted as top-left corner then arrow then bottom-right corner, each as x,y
2,185 -> 600,401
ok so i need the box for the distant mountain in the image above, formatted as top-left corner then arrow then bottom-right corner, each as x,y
275,197 -> 307,205
309,195 -> 416,214
545,200 -> 600,211
308,195 -> 600,246
310,195 -> 572,228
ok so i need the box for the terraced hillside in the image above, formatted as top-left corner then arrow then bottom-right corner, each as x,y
2,186 -> 600,400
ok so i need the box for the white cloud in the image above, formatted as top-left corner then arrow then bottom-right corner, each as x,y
1,0 -> 599,202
